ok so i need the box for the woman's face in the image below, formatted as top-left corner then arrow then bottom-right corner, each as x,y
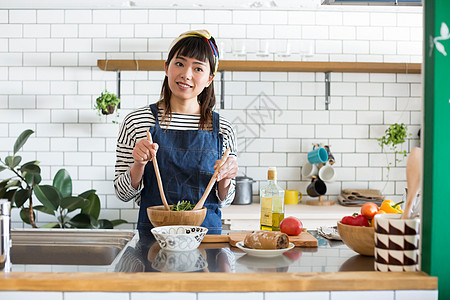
165,53 -> 213,104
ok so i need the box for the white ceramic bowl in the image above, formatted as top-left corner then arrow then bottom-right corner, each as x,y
151,226 -> 208,251
151,249 -> 208,272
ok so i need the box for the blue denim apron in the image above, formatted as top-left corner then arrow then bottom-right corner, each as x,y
137,104 -> 223,234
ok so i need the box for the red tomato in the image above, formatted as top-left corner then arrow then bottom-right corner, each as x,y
370,209 -> 386,227
280,216 -> 303,236
361,202 -> 379,220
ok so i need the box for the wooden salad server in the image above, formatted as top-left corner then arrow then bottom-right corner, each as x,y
402,147 -> 422,219
193,148 -> 231,211
147,130 -> 170,211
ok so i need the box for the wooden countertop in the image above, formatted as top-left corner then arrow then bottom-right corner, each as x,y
0,271 -> 437,292
0,207 -> 437,293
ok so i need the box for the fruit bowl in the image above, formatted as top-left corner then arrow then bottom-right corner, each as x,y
147,205 -> 207,227
337,221 -> 375,256
150,225 -> 208,251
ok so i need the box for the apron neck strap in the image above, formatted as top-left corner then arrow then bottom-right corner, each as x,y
212,111 -> 220,133
149,104 -> 160,126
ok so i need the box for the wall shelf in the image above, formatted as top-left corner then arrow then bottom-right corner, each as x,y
97,59 -> 421,110
97,59 -> 421,74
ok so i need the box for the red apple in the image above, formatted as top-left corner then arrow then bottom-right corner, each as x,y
280,216 -> 303,236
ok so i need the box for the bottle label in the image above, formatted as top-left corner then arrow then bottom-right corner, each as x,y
260,196 -> 272,227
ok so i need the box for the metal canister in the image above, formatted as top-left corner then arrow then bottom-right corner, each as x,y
232,176 -> 254,205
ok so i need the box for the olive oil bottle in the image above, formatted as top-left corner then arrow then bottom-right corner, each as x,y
260,167 -> 285,231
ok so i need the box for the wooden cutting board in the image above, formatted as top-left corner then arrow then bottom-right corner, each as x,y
202,234 -> 229,243
228,231 -> 318,248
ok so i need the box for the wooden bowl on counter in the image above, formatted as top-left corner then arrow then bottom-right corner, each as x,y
337,221 -> 375,256
147,205 -> 207,227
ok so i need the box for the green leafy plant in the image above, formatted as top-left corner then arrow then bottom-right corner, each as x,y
94,89 -> 120,122
171,200 -> 195,211
33,169 -> 127,228
0,129 -> 41,227
0,129 -> 127,229
378,123 -> 412,175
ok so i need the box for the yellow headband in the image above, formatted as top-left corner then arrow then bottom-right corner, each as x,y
169,30 -> 219,74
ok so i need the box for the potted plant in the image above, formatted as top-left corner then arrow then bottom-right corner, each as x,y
33,169 -> 127,229
378,122 -> 411,179
0,129 -> 127,229
94,89 -> 120,116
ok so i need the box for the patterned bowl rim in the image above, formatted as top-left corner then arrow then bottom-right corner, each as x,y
151,225 -> 208,237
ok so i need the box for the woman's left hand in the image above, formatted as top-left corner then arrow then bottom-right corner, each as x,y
215,156 -> 238,182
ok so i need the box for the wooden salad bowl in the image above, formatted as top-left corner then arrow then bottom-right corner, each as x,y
147,205 -> 207,227
337,221 -> 375,256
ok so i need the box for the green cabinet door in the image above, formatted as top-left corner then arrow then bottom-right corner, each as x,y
423,1 -> 450,299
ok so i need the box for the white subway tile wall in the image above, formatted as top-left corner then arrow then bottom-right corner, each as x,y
0,7 -> 422,228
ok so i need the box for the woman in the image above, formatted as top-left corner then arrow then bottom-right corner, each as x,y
114,30 -> 238,234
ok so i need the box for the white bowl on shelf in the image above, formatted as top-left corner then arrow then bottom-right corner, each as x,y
150,225 -> 208,251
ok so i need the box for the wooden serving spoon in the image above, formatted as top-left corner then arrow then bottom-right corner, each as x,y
147,130 -> 170,211
193,148 -> 231,211
402,147 -> 422,219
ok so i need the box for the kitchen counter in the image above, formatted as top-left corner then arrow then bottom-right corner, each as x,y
222,203 -> 359,230
0,230 -> 437,294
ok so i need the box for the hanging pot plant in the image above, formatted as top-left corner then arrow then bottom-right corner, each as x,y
95,89 -> 120,116
378,122 -> 411,182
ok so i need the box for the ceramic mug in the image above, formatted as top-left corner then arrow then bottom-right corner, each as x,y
306,177 -> 327,197
285,190 -> 302,205
302,161 -> 318,178
307,145 -> 328,164
373,213 -> 420,272
318,163 -> 335,183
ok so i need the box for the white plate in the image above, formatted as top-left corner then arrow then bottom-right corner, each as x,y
236,241 -> 295,258
237,254 -> 293,269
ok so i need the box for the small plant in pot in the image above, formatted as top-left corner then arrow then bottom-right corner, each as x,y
95,89 -> 120,116
378,123 -> 411,181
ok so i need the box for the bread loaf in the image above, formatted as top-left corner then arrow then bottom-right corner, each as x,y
244,231 -> 289,249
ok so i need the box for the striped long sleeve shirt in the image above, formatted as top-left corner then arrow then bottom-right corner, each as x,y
114,105 -> 237,208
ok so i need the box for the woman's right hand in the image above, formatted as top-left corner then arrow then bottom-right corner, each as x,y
132,139 -> 159,166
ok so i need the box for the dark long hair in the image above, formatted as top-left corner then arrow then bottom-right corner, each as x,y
158,36 -> 218,130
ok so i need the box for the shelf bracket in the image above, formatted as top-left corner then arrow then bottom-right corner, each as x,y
116,70 -> 121,109
220,70 -> 225,109
324,72 -> 330,110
